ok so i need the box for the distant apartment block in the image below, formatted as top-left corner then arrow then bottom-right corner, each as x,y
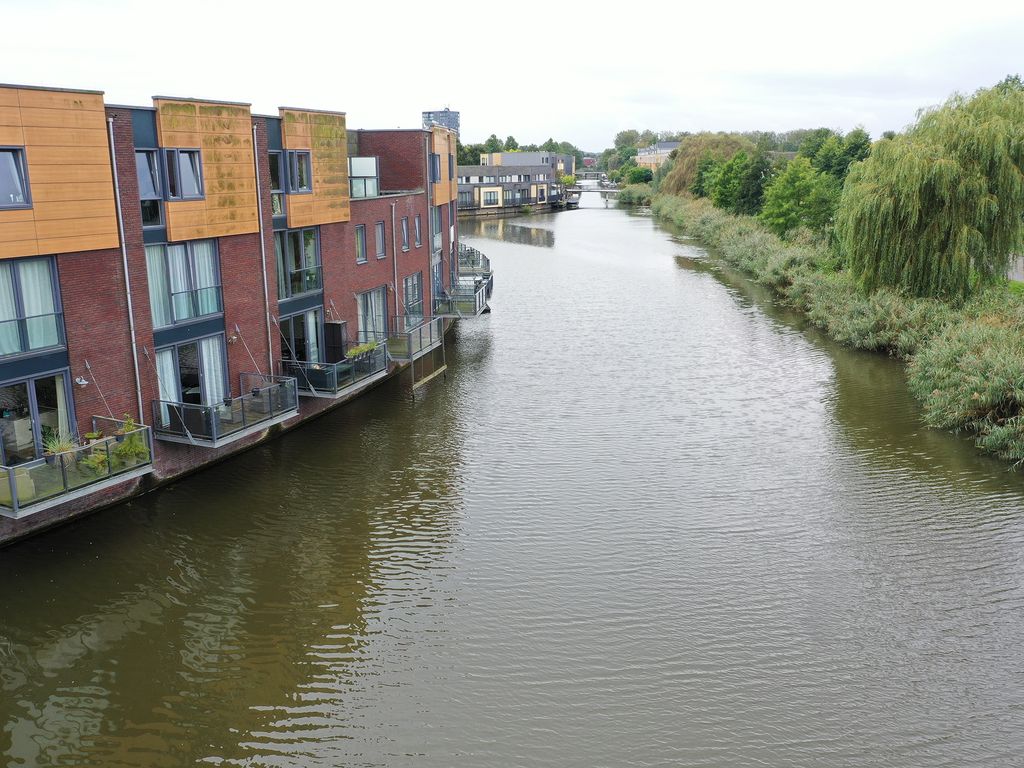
635,141 -> 680,170
423,108 -> 460,136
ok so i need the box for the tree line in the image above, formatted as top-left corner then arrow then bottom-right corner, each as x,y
616,75 -> 1024,300
456,134 -> 585,168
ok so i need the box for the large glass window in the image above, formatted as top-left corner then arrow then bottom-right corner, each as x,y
145,240 -> 222,328
356,286 -> 387,343
375,221 -> 386,259
0,372 -> 72,465
459,191 -> 473,207
0,257 -> 63,358
135,150 -> 163,227
288,150 -> 312,194
153,335 -> 227,422
0,148 -> 30,209
349,157 -> 379,199
269,151 -> 286,215
403,271 -> 423,327
274,227 -> 321,300
483,191 -> 498,205
279,308 -> 322,363
430,154 -> 441,182
164,149 -> 203,200
355,225 -> 367,264
432,206 -> 442,251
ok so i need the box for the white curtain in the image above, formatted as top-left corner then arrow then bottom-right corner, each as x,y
167,245 -> 191,321
145,245 -> 172,328
199,336 -> 227,406
53,373 -> 70,437
0,263 -> 20,355
155,348 -> 180,426
274,233 -> 287,300
304,309 -> 320,363
19,259 -> 58,350
191,240 -> 219,315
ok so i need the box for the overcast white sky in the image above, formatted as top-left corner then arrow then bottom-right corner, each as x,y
5,0 -> 1023,151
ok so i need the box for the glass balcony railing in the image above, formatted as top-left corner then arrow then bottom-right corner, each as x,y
151,374 -> 298,447
0,312 -> 65,357
282,344 -> 389,398
170,286 -> 222,322
0,416 -> 153,519
458,243 -> 492,279
387,316 -> 444,361
279,265 -> 322,299
434,279 -> 489,317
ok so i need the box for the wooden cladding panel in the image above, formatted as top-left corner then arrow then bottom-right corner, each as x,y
155,99 -> 259,242
0,86 -> 118,260
432,127 -> 456,203
281,109 -> 349,228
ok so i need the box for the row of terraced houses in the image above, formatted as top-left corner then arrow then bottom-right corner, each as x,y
0,83 -> 494,544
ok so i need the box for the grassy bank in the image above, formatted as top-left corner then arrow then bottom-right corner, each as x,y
650,193 -> 1024,465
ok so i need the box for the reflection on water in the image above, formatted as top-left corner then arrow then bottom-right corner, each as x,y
2,197 -> 1024,767
460,216 -> 556,248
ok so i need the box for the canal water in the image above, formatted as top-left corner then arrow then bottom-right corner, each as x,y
2,193 -> 1024,767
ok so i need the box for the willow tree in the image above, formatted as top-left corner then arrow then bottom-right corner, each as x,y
836,79 -> 1024,299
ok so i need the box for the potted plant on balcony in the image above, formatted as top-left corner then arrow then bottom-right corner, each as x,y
111,426 -> 149,469
114,414 -> 137,443
43,431 -> 78,468
83,430 -> 103,444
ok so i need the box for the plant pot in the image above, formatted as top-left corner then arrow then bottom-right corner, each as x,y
115,433 -> 125,443
44,453 -> 55,465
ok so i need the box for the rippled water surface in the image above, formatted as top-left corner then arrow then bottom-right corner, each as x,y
3,194 -> 1024,766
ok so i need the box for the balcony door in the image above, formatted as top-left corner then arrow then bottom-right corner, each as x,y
0,372 -> 71,465
154,336 -> 228,426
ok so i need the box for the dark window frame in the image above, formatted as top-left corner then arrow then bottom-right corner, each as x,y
0,256 -> 65,359
269,151 -> 287,215
0,367 -> 77,465
414,214 -> 422,247
146,240 -> 223,329
274,227 -> 322,300
287,150 -> 313,195
162,148 -> 204,201
355,224 -> 367,264
0,146 -> 32,210
374,221 -> 386,259
401,217 -> 410,251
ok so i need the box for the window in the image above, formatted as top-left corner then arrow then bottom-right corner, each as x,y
355,225 -> 367,263
145,240 -> 222,328
375,221 -> 386,259
458,191 -> 473,207
269,151 -> 286,215
430,153 -> 441,182
349,157 -> 379,198
154,335 -> 227,418
163,149 -> 203,200
274,227 -> 321,299
401,217 -> 410,251
0,372 -> 73,465
135,150 -> 163,227
356,286 -> 387,343
414,215 -> 422,247
538,187 -> 546,202
483,176 -> 495,183
0,257 -> 64,357
0,148 -> 30,209
279,308 -> 322,363
288,150 -> 312,194
483,191 -> 498,205
503,189 -> 518,205
432,206 -> 442,251
403,272 -> 423,326
448,153 -> 454,180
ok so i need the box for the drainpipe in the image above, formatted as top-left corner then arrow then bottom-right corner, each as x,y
252,124 -> 274,376
106,116 -> 145,423
391,202 -> 400,320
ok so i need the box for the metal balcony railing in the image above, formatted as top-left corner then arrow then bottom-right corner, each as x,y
387,316 -> 444,361
434,279 -> 489,317
151,374 -> 298,447
281,344 -> 389,398
0,416 -> 153,519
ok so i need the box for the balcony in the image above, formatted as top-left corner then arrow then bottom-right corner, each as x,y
0,416 -> 154,520
434,279 -> 489,317
151,374 -> 298,448
387,316 -> 444,361
458,243 -> 492,281
281,343 -> 389,399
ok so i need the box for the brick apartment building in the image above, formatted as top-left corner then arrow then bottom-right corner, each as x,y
0,83 -> 489,543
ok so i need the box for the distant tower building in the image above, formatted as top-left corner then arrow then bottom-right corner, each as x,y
422,108 -> 460,136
